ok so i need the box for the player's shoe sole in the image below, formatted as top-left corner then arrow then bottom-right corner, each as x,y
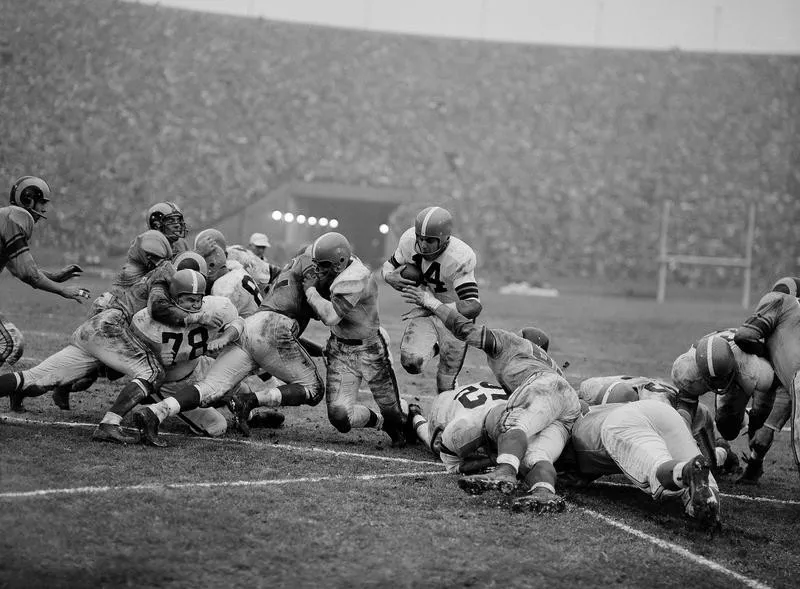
683,455 -> 720,527
227,393 -> 258,437
134,407 -> 167,448
91,423 -> 139,445
511,490 -> 566,514
247,410 -> 286,429
458,474 -> 519,496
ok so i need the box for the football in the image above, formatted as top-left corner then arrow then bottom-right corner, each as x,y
399,263 -> 424,285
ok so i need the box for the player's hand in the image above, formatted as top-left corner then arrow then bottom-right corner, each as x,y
301,266 -> 318,292
62,285 -> 91,304
160,348 -> 176,366
186,311 -> 225,330
52,264 -> 84,283
750,428 -> 774,456
400,284 -> 437,309
208,332 -> 235,352
384,268 -> 416,291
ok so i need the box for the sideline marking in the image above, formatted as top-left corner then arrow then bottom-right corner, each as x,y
0,415 -> 442,466
592,480 -> 800,507
0,470 -> 447,499
584,509 -> 773,589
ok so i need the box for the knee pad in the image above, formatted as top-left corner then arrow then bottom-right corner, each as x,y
328,405 -> 352,433
400,351 -> 426,375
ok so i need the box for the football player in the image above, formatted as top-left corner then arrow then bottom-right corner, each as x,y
131,269 -> 244,442
194,228 -> 279,294
1,176 -> 90,371
147,202 -> 190,256
579,375 -> 740,476
737,385 -> 791,484
671,329 -> 778,443
525,400 -> 721,529
403,282 -> 581,509
194,234 -> 263,318
382,206 -> 481,393
733,276 -> 800,478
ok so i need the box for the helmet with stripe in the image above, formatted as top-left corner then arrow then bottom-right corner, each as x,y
147,202 -> 188,241
694,333 -> 736,393
10,176 -> 51,221
173,250 -> 208,278
169,269 -> 207,313
194,228 -> 227,251
311,232 -> 352,275
414,206 -> 452,260
771,276 -> 800,298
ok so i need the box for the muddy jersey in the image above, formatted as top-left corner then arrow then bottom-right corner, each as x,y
260,248 -> 322,334
329,257 -> 380,341
171,238 -> 190,257
132,296 -> 240,382
388,228 -> 479,305
736,292 -> 800,389
565,403 -> 622,474
431,304 -> 561,394
580,376 -> 678,406
106,261 -> 174,321
211,262 -> 262,318
228,245 -> 272,288
0,205 -> 35,280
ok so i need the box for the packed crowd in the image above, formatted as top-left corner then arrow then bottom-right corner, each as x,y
2,181 -> 798,535
2,0 -> 798,286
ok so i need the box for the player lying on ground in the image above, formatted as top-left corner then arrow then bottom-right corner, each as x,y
382,206 -> 481,393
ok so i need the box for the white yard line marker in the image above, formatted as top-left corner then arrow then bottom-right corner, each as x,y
584,509 -> 773,589
0,470 -> 447,500
0,415 -> 442,466
592,480 -> 800,507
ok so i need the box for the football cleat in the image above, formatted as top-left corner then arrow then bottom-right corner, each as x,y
247,409 -> 286,429
227,391 -> 259,437
91,423 -> 139,445
458,472 -> 519,496
382,420 -> 407,448
134,407 -> 167,447
682,455 -> 721,528
735,455 -> 764,485
8,389 -> 25,412
511,487 -> 566,514
51,387 -> 71,410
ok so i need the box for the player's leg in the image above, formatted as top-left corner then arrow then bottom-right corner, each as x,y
737,385 -> 791,484
512,421 -> 572,513
399,316 -> 438,377
153,363 -> 227,438
324,339 -> 382,437
0,313 -> 24,367
790,371 -> 800,479
362,328 -> 408,447
714,384 -> 750,441
433,321 -> 468,394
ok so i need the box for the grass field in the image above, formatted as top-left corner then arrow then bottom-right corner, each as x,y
1,271 -> 799,589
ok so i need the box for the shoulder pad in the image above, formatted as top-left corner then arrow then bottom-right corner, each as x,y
331,258 -> 371,295
201,296 -> 239,324
5,206 -> 35,239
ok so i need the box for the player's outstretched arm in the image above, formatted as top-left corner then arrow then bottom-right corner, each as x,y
401,285 -> 488,350
9,252 -> 89,303
42,263 -> 83,283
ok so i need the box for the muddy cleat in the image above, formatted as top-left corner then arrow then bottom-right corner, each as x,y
134,407 -> 167,447
227,391 -> 259,437
735,455 -> 764,485
9,390 -> 25,412
91,422 -> 139,445
682,455 -> 720,528
383,421 -> 407,448
458,472 -> 519,496
511,488 -> 566,514
52,387 -> 71,410
247,409 -> 286,429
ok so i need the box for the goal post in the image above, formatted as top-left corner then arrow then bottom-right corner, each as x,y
656,200 -> 756,308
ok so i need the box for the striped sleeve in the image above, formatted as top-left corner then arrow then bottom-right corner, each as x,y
2,231 -> 30,262
454,281 -> 479,301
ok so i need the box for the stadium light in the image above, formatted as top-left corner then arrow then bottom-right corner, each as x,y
296,214 -> 306,224
283,212 -> 294,223
379,224 -> 389,234
319,217 -> 329,227
329,219 -> 339,229
271,210 -> 282,221
308,216 -> 318,226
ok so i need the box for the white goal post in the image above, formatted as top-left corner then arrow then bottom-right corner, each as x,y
656,200 -> 756,308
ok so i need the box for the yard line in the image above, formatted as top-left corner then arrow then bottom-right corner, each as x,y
0,470 -> 447,500
584,509 -> 773,589
592,480 -> 800,507
0,415 -> 443,466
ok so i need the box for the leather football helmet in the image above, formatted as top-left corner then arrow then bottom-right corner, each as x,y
147,202 -> 187,241
193,228 -> 227,251
311,232 -> 352,275
173,250 -> 208,277
771,276 -> 800,298
695,333 -> 737,393
134,230 -> 173,269
414,206 -> 452,260
169,269 -> 207,300
10,176 -> 51,221
520,327 -> 550,352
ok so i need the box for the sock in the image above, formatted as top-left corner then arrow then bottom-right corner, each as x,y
673,461 -> 689,488
151,397 -> 181,423
715,447 -> 728,466
531,481 -> 556,495
0,372 -> 22,396
101,412 -> 122,426
496,428 -> 527,474
655,459 -> 681,491
276,383 -> 307,406
108,380 -> 149,419
412,415 -> 428,430
364,409 -> 382,429
173,386 -> 201,411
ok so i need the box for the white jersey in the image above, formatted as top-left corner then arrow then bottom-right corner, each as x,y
211,262 -> 262,318
579,376 -> 677,406
390,228 -> 479,305
227,245 -> 272,289
428,381 -> 509,469
132,296 -> 239,382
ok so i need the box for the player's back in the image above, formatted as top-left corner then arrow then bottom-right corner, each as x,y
260,249 -> 318,333
329,257 -> 380,340
757,292 -> 800,385
486,332 -> 561,393
438,381 -> 509,457
211,264 -> 262,318
0,205 -> 34,276
580,375 -> 677,406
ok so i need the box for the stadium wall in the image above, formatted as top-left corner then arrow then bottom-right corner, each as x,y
134,0 -> 800,54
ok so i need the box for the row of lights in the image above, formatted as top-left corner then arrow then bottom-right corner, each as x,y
271,210 -> 339,229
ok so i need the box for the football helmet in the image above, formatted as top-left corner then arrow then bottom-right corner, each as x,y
771,276 -> 800,298
311,232 -> 352,275
695,333 -> 737,393
193,228 -> 227,251
169,269 -> 207,300
173,250 -> 208,277
520,327 -> 550,352
414,206 -> 452,260
132,230 -> 173,269
147,202 -> 188,241
10,176 -> 51,221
